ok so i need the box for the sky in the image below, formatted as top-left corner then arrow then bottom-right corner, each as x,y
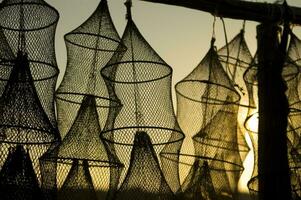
44,0 -> 301,197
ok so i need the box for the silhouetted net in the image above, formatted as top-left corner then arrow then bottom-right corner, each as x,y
101,7 -> 184,193
0,145 -> 43,200
217,30 -> 253,161
0,51 -> 60,191
175,38 -> 245,196
0,0 -> 60,126
40,95 -> 123,200
115,132 -> 175,200
56,0 -> 124,138
0,1 -> 60,195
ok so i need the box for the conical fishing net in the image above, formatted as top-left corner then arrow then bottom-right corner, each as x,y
175,38 -> 244,195
0,0 -> 60,126
101,3 -> 184,193
56,0 -> 124,138
40,95 -> 122,200
0,145 -> 43,200
217,30 -> 253,161
115,132 -> 175,200
0,52 -> 59,186
0,1 -> 60,190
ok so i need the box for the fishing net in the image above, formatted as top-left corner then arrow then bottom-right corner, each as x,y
40,95 -> 123,200
101,4 -> 184,193
0,145 -> 43,200
0,51 -> 59,187
175,37 -> 245,195
56,0 -> 124,138
176,154 -> 243,200
0,0 -> 59,126
217,30 -> 253,161
115,132 -> 175,200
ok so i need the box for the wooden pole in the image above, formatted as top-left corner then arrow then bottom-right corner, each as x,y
257,23 -> 291,200
140,0 -> 301,25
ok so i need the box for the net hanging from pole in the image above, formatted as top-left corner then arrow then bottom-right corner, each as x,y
0,0 -> 60,197
40,95 -> 123,200
56,0 -> 124,138
101,1 -> 184,193
0,51 -> 60,186
0,0 -> 60,127
115,132 -> 175,200
175,36 -> 245,198
217,30 -> 253,162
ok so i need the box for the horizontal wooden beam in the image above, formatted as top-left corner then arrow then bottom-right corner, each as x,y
140,0 -> 301,25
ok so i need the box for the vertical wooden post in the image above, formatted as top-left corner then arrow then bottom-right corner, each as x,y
257,23 -> 292,200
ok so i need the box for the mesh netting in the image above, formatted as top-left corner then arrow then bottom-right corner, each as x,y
115,132 -> 175,200
0,0 -> 59,126
101,5 -> 184,193
176,154 -> 243,200
0,52 -> 59,187
0,145 -> 43,200
56,0 -> 124,138
40,95 -> 123,200
217,31 -> 253,162
175,39 -> 245,195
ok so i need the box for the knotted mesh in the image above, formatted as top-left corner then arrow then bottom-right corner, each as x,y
0,52 -> 59,189
40,95 -> 123,200
175,38 -> 244,196
101,9 -> 184,193
0,145 -> 43,200
217,31 -> 253,162
115,132 -> 175,200
56,0 -> 124,138
0,0 -> 59,126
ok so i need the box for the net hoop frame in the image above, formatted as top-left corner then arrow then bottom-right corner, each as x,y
64,32 -> 126,53
160,153 -> 244,172
192,133 -> 250,155
55,92 -> 121,108
0,59 -> 59,82
175,79 -> 241,105
101,61 -> 172,84
101,126 -> 184,147
0,2 -> 59,32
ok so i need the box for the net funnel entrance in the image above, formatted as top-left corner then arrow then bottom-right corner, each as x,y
0,145 -> 43,200
115,131 -> 175,200
56,0 -> 124,138
57,159 -> 98,200
0,52 -> 59,187
0,0 -> 60,127
101,3 -> 184,193
40,95 -> 123,200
